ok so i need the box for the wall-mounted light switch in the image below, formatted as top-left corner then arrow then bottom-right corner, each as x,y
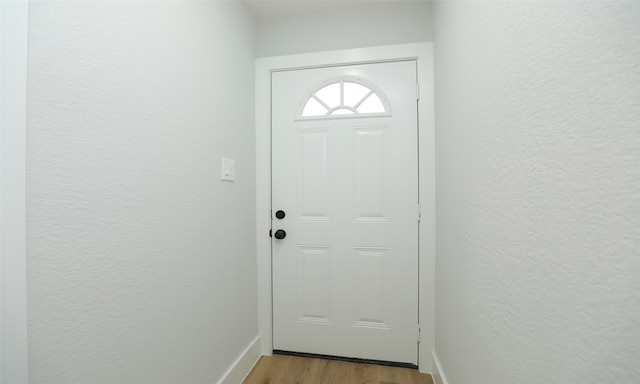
221,157 -> 235,181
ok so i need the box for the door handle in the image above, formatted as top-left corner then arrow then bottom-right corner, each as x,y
274,229 -> 287,240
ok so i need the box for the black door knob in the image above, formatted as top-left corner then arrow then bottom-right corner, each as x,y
275,210 -> 286,219
274,229 -> 287,240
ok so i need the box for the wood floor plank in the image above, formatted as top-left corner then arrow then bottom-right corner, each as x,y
243,355 -> 434,384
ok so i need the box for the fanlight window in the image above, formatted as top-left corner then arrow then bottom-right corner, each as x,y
297,77 -> 391,120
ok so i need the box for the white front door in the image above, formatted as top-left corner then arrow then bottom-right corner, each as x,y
271,60 -> 419,365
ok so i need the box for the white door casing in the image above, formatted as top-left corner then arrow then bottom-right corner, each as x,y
271,61 -> 418,364
255,43 -> 435,372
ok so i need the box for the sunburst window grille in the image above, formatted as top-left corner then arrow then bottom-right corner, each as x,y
297,77 -> 391,120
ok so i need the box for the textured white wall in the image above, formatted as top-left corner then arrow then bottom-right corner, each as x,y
254,1 -> 432,57
433,1 -> 640,383
26,2 -> 257,383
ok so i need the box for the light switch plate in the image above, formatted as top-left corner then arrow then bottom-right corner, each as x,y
221,157 -> 235,181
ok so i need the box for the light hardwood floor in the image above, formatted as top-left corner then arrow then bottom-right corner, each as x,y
242,354 -> 434,384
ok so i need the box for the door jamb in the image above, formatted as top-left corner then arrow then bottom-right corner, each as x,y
255,43 -> 435,373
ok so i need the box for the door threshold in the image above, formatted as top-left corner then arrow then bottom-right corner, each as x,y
273,349 -> 418,370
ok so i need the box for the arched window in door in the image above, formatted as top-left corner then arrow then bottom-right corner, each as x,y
296,76 -> 391,120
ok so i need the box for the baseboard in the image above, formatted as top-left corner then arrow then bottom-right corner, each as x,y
431,351 -> 449,384
217,335 -> 261,384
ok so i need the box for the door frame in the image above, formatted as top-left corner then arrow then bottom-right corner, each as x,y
1,1 -> 30,383
255,43 -> 435,373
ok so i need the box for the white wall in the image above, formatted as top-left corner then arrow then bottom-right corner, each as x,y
433,2 -> 640,383
254,1 -> 432,57
254,1 -> 435,371
26,2 -> 257,383
1,1 -> 29,383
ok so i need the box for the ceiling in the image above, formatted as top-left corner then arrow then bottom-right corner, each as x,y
245,0 -> 429,22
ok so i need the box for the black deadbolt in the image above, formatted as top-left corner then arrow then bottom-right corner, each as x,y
275,210 -> 286,219
274,229 -> 287,240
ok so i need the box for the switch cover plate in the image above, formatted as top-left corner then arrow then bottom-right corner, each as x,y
221,157 -> 235,181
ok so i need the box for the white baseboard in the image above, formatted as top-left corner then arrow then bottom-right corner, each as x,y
432,351 -> 449,384
217,335 -> 261,384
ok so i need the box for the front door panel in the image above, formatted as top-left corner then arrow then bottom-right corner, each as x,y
271,60 -> 418,364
